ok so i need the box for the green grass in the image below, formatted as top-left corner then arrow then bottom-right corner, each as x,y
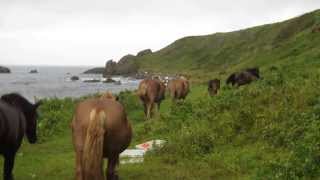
2,63 -> 320,179
1,9 -> 320,180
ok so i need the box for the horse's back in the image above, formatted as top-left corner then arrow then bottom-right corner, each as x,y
74,98 -> 126,125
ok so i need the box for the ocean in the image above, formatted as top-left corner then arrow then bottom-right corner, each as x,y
0,66 -> 140,102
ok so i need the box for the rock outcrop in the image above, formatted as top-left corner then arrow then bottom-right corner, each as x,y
29,69 -> 38,73
103,77 -> 116,83
0,66 -> 11,73
70,76 -> 80,81
137,49 -> 152,57
103,55 -> 138,76
116,54 -> 138,75
105,60 -> 117,76
102,48 -> 152,77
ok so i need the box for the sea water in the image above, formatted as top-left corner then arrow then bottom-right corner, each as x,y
0,66 -> 140,102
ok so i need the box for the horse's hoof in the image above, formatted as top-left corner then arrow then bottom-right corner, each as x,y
114,174 -> 119,180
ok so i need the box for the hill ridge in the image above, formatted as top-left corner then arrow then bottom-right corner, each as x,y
133,9 -> 320,80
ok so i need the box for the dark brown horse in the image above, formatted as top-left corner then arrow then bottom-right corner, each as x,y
137,79 -> 165,119
71,92 -> 132,180
208,79 -> 220,96
226,67 -> 260,86
168,77 -> 190,101
0,93 -> 41,180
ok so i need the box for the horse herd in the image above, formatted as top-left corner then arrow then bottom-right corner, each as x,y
0,67 -> 260,180
138,67 -> 260,119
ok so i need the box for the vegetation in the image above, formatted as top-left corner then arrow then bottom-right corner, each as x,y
1,9 -> 320,179
135,9 -> 320,82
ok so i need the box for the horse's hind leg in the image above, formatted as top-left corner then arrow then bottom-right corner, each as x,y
71,121 -> 84,180
149,102 -> 155,118
75,150 -> 84,180
146,102 -> 152,119
3,152 -> 15,180
143,103 -> 147,116
106,155 -> 119,180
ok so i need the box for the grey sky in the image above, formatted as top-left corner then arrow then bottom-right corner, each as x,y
1,0 -> 319,66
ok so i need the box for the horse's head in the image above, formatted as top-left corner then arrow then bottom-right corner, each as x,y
226,73 -> 236,85
1,93 -> 42,144
25,101 -> 42,144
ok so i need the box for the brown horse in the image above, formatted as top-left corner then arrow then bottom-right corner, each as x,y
71,92 -> 132,180
0,93 -> 41,180
168,77 -> 190,101
137,79 -> 165,119
208,79 -> 220,96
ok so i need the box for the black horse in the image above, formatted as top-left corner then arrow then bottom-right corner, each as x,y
0,93 -> 41,180
226,67 -> 260,86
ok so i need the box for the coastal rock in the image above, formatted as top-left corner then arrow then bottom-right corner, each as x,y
83,79 -> 101,83
103,55 -> 139,76
137,49 -> 152,57
83,67 -> 105,74
29,69 -> 38,73
118,54 -> 136,64
116,54 -> 138,75
70,76 -> 80,81
104,60 -> 117,76
0,66 -> 10,73
103,78 -> 116,83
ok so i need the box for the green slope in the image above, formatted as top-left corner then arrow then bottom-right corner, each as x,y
136,9 -> 320,80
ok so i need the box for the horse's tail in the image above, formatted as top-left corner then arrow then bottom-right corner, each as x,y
83,108 -> 106,180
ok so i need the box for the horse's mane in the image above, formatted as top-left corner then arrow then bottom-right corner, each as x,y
100,92 -> 117,101
1,93 -> 33,111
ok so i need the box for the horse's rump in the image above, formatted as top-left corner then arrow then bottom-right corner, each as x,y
169,78 -> 189,99
72,97 -> 132,180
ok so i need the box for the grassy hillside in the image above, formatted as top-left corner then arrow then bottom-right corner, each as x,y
1,9 -> 320,179
136,9 -> 320,81
3,62 -> 320,179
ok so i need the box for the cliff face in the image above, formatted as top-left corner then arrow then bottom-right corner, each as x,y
115,54 -> 138,75
105,60 -> 117,75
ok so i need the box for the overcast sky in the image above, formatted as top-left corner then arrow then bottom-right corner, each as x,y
0,0 -> 319,66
